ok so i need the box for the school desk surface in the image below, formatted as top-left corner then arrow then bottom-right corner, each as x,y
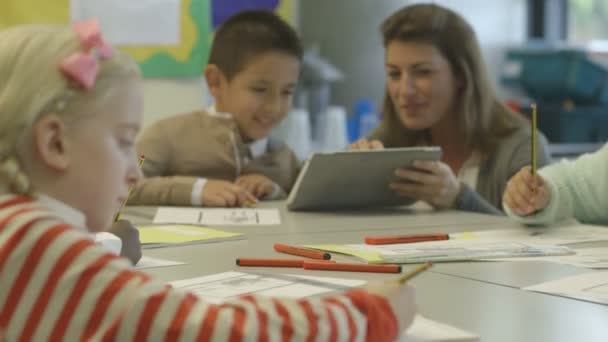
122,201 -> 608,342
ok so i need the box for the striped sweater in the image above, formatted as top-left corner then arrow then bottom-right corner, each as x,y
0,194 -> 399,341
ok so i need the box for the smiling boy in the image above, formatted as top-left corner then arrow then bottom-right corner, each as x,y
130,10 -> 301,207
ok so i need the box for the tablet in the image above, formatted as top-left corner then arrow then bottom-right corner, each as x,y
287,147 -> 442,211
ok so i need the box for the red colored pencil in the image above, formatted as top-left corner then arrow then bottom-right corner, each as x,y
236,258 -> 335,268
303,261 -> 401,273
365,233 -> 449,245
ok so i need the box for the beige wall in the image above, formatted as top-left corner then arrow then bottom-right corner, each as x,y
141,78 -> 210,128
299,0 -> 527,112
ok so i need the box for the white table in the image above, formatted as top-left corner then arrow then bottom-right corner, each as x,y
124,202 -> 608,341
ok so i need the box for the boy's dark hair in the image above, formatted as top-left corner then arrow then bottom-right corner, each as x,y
208,10 -> 302,80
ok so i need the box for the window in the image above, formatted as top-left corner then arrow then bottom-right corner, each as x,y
568,0 -> 608,43
527,0 -> 567,41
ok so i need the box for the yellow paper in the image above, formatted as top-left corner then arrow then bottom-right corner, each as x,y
303,244 -> 384,263
452,232 -> 477,240
138,225 -> 242,244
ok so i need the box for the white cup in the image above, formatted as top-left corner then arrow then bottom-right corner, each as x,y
320,106 -> 348,152
272,108 -> 311,161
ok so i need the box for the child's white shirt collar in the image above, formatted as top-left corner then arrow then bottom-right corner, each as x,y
249,139 -> 268,159
37,193 -> 123,255
207,105 -> 268,158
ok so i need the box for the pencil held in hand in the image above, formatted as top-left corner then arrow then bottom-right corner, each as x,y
398,262 -> 432,284
114,155 -> 145,222
531,103 -> 537,178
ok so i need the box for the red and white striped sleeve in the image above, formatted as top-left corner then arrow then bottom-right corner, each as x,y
0,196 -> 399,342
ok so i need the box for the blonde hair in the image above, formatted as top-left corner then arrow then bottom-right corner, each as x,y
0,24 -> 140,196
377,4 -> 525,154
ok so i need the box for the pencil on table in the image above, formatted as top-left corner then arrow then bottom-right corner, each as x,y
114,154 -> 145,222
236,258 -> 336,268
274,243 -> 332,260
303,261 -> 401,273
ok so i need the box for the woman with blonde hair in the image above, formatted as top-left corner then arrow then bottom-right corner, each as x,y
350,3 -> 551,214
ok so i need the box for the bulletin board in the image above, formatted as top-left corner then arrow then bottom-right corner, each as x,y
210,0 -> 295,29
0,0 -> 294,78
123,0 -> 210,78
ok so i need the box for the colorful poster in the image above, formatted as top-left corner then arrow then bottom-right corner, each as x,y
212,0 -> 279,28
122,0 -> 210,78
0,0 -> 293,78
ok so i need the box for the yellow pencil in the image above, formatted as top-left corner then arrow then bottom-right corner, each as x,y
114,155 -> 146,222
397,262 -> 433,284
531,103 -> 538,178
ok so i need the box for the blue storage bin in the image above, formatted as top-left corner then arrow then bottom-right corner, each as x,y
505,50 -> 608,104
535,103 -> 608,143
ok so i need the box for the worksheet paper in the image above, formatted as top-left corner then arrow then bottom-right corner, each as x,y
170,271 -> 364,303
134,256 -> 186,270
401,315 -> 479,342
306,241 -> 573,264
523,271 -> 608,305
137,224 -> 243,248
153,207 -> 281,225
171,271 -> 478,341
487,247 -> 608,269
306,224 -> 608,263
450,224 -> 608,246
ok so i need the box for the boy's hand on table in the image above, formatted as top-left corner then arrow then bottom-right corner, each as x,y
202,179 -> 257,207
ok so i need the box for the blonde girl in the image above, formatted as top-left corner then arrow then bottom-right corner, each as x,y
0,22 -> 414,341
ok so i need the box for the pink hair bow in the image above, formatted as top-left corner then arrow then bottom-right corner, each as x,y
60,19 -> 114,90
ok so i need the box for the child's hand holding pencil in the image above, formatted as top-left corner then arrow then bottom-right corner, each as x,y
202,179 -> 258,207
235,173 -> 277,199
364,279 -> 415,334
503,103 -> 550,216
361,263 -> 430,335
503,166 -> 550,216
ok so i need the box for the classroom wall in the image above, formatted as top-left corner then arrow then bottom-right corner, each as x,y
298,0 -> 527,114
141,0 -> 526,128
141,78 -> 208,128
